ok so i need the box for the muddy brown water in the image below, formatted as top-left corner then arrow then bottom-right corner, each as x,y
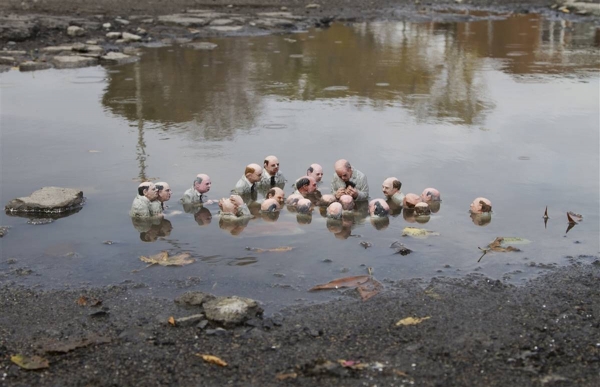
1,14 -> 598,311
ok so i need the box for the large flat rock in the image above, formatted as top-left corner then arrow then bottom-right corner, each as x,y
5,187 -> 84,214
100,52 -> 139,65
157,14 -> 209,27
52,55 -> 98,69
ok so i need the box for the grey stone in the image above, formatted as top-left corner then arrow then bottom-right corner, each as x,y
136,28 -> 147,35
174,314 -> 205,327
2,50 -> 26,56
115,18 -> 130,26
85,40 -> 98,45
306,4 -> 321,9
67,26 -> 86,37
184,42 -> 218,50
157,14 -> 208,27
71,43 -> 87,52
85,45 -> 104,54
0,56 -> 16,66
205,328 -> 228,336
106,32 -> 121,40
209,26 -> 244,32
0,65 -> 10,73
175,291 -> 215,307
256,12 -> 304,20
0,16 -> 36,41
0,226 -> 10,237
122,47 -> 141,56
141,19 -> 155,24
100,52 -> 139,65
253,18 -> 296,29
196,320 -> 209,329
102,23 -> 111,29
210,19 -> 235,26
41,45 -> 74,53
52,55 -> 98,69
19,61 -> 52,72
122,32 -> 142,42
203,296 -> 263,326
5,187 -> 84,214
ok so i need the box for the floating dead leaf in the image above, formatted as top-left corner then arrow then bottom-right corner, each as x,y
566,212 -> 581,224
396,316 -> 431,326
310,275 -> 383,301
393,370 -> 410,377
543,206 -> 549,219
77,296 -> 88,306
402,227 -> 439,238
168,316 -> 176,326
275,372 -> 298,381
196,354 -> 227,367
40,335 -> 111,354
88,150 -> 100,153
245,246 -> 293,253
140,251 -> 195,266
10,354 -> 49,370
487,237 -> 521,252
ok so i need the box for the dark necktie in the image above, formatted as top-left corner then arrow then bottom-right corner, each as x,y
199,194 -> 203,202
251,183 -> 255,193
270,176 -> 276,186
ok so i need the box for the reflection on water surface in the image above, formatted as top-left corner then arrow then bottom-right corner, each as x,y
1,14 -> 598,310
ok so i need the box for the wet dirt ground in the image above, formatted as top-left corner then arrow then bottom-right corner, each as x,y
1,0 -> 600,385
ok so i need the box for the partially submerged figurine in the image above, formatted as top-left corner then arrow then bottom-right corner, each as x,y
421,188 -> 441,203
296,198 -> 313,214
150,181 -> 171,216
339,194 -> 355,211
294,176 -> 318,197
181,174 -> 212,205
403,193 -> 422,209
218,195 -> 251,217
382,177 -> 405,206
260,155 -> 286,188
331,159 -> 369,201
470,197 -> 492,214
265,187 -> 285,205
261,198 -> 281,212
130,182 -> 159,218
326,202 -> 343,219
369,198 -> 390,217
233,164 -> 263,195
307,163 -> 324,183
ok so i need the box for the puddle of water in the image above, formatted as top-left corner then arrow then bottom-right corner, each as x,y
1,15 -> 599,311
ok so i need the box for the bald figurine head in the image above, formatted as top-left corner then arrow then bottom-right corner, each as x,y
297,198 -> 313,214
334,159 -> 353,182
286,194 -> 303,206
245,164 -> 263,183
339,195 -> 355,211
261,198 -> 281,212
194,174 -> 212,194
266,187 -> 285,205
155,182 -> 172,203
369,198 -> 390,217
382,177 -> 401,199
307,163 -> 324,183
296,176 -> 317,196
326,202 -> 343,219
414,202 -> 431,216
403,193 -> 422,209
263,156 -> 280,176
140,182 -> 158,201
320,194 -> 336,206
421,188 -> 441,202
470,197 -> 492,214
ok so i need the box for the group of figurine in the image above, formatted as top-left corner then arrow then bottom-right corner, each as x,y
129,156 -> 494,233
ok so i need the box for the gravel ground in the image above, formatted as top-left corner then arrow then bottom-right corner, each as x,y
1,260 -> 599,386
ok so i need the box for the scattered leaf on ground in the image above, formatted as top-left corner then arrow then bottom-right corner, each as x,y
424,289 -> 442,300
196,354 -> 227,366
140,251 -> 195,266
245,246 -> 293,253
275,372 -> 297,381
40,336 -> 111,354
338,360 -> 368,370
10,354 -> 49,370
168,316 -> 176,326
396,316 -> 431,326
310,275 -> 383,301
77,296 -> 88,306
393,370 -> 410,377
402,227 -> 439,238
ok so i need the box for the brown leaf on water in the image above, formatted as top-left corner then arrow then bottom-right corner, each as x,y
40,336 -> 111,354
245,246 -> 293,253
487,237 -> 520,253
77,296 -> 88,306
10,354 -> 49,370
168,316 -> 176,326
567,212 -> 581,224
196,354 -> 227,366
310,275 -> 382,301
395,316 -> 431,326
275,372 -> 298,381
140,251 -> 195,266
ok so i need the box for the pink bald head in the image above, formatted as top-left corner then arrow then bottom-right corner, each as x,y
141,181 -> 158,201
286,194 -> 303,206
334,159 -> 352,182
339,195 -> 354,210
470,197 -> 492,214
320,194 -> 336,206
263,156 -> 280,176
194,174 -> 212,194
297,198 -> 313,214
326,202 -> 343,219
156,182 -> 171,203
421,188 -> 441,202
369,198 -> 390,217
414,202 -> 431,216
296,176 -> 317,195
266,187 -> 285,205
382,177 -> 401,198
307,163 -> 324,182
245,164 -> 263,183
261,198 -> 281,212
403,193 -> 422,208
218,196 -> 239,215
